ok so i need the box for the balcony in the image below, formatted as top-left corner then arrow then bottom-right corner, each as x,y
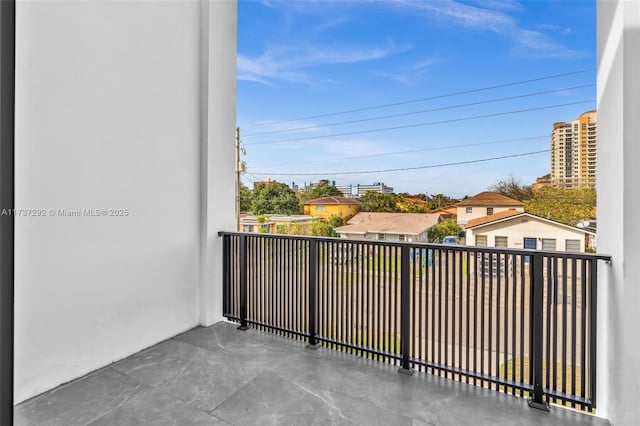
14,321 -> 608,426
4,1 -> 640,425
13,233 -> 611,425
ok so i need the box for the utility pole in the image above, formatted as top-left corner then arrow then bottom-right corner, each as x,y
235,127 -> 246,231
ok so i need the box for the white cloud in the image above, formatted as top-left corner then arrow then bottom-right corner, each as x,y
512,29 -> 582,58
373,70 -> 413,85
315,15 -> 352,32
238,42 -> 411,85
388,0 -> 581,58
392,0 -> 515,32
469,0 -> 523,12
413,57 -> 440,70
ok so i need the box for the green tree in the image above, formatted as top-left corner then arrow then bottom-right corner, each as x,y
429,219 -> 462,242
397,192 -> 427,201
359,192 -> 399,212
309,215 -> 343,237
252,182 -> 302,215
397,197 -> 429,213
328,214 -> 344,228
525,187 -> 596,225
488,176 -> 534,201
427,193 -> 458,210
299,179 -> 343,202
310,220 -> 337,237
239,182 -> 252,212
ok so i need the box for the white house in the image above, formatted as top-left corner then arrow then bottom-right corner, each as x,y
335,212 -> 441,242
464,211 -> 596,252
456,192 -> 524,227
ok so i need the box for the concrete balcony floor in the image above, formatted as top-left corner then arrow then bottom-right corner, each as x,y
15,322 -> 609,426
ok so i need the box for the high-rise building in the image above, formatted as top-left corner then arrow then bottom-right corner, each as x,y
334,182 -> 394,198
550,110 -> 597,188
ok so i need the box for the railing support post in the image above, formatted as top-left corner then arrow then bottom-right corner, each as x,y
238,234 -> 249,331
307,239 -> 319,349
528,253 -> 549,410
398,245 -> 414,375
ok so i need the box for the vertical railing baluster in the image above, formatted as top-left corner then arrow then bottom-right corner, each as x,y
238,234 -> 249,331
307,239 -> 319,348
528,253 -> 549,410
222,235 -> 229,317
589,259 -> 598,408
571,258 -> 577,408
398,245 -> 414,375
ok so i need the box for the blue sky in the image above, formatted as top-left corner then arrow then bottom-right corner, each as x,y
237,0 -> 596,198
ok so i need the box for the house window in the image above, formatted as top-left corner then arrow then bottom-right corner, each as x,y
316,205 -> 326,211
542,238 -> 557,251
398,235 -> 405,242
466,207 -> 472,214
475,235 -> 487,247
377,233 -> 385,240
565,239 -> 581,252
487,207 -> 494,215
495,236 -> 508,248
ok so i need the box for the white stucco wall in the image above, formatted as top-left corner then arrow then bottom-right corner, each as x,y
14,0 -> 236,403
456,206 -> 524,226
597,1 -> 640,424
465,216 -> 587,252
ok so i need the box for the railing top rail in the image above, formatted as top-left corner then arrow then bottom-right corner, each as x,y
218,231 -> 611,262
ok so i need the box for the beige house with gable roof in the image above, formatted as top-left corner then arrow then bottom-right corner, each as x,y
456,191 -> 524,227
335,212 -> 441,242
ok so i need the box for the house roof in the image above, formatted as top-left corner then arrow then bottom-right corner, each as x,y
465,210 -> 523,228
456,191 -> 524,207
335,212 -> 441,235
304,196 -> 361,206
431,205 -> 458,215
465,211 -> 596,235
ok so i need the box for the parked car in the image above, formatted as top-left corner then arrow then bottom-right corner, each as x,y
442,236 -> 458,244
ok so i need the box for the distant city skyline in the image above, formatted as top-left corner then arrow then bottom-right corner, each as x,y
237,0 -> 596,197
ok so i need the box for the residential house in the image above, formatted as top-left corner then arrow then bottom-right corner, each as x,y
464,210 -> 596,252
456,191 -> 524,227
239,214 -> 316,234
335,212 -> 441,242
430,204 -> 458,220
252,178 -> 279,188
303,196 -> 361,223
532,174 -> 551,191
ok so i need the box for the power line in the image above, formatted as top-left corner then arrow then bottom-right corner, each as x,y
249,150 -> 550,177
245,100 -> 594,146
244,84 -> 594,137
241,69 -> 593,128
244,172 -> 263,182
258,135 -> 548,169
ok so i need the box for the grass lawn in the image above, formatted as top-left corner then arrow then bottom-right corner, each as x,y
498,356 -> 590,409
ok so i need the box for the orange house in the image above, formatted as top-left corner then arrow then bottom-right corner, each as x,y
303,196 -> 361,223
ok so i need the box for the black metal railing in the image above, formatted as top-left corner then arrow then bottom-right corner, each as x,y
219,232 -> 610,412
